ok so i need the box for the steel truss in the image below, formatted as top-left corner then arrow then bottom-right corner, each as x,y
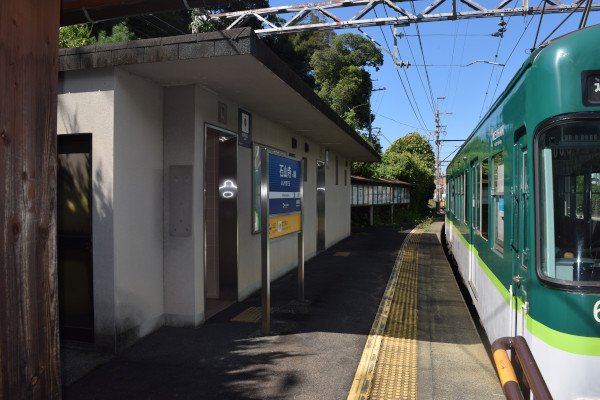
206,0 -> 600,36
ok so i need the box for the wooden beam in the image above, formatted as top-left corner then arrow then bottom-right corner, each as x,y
0,1 -> 61,398
60,0 -> 232,26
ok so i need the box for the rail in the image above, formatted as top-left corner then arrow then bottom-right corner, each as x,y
492,336 -> 552,400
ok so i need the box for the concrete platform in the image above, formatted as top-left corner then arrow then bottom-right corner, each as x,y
416,222 -> 503,399
62,219 -> 503,399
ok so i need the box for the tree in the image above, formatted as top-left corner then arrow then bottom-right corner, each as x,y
92,23 -> 137,44
59,24 -> 93,48
191,1 -> 270,33
263,14 -> 334,87
310,33 -> 383,131
351,133 -> 382,178
386,131 -> 435,170
376,132 -> 435,213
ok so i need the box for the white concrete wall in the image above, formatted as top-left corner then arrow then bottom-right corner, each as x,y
58,68 -> 117,351
325,153 -> 351,248
113,69 -> 164,350
163,85 -> 205,326
57,69 -> 356,351
233,109 -> 352,300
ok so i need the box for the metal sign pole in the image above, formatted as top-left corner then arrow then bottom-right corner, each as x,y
298,158 -> 305,302
260,148 -> 270,336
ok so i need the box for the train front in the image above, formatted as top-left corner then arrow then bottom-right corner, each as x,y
529,24 -> 600,399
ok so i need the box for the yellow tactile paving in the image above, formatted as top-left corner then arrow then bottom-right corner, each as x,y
231,306 -> 263,323
347,229 -> 421,400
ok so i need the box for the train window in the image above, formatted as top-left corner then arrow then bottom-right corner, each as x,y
472,163 -> 480,231
481,159 -> 489,240
451,178 -> 455,216
537,119 -> 600,286
493,153 -> 505,252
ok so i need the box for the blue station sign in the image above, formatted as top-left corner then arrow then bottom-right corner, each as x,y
268,153 -> 301,215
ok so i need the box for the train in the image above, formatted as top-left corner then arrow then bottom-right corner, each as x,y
445,24 -> 600,399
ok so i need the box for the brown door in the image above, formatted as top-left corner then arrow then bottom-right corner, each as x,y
57,134 -> 94,341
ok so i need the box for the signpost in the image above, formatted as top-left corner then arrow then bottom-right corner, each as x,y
260,149 -> 304,335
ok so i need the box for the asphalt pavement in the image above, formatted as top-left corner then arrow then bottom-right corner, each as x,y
63,224 -> 412,400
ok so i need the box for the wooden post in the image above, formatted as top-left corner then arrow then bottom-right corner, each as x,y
0,1 -> 61,398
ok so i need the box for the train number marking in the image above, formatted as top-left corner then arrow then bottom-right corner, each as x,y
594,301 -> 600,323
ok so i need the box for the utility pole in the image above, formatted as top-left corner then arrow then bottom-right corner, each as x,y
435,97 -> 452,213
368,85 -> 386,142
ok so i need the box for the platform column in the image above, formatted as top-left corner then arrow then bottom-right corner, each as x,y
0,0 -> 61,397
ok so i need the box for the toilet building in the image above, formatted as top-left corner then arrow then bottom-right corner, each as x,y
57,28 -> 379,352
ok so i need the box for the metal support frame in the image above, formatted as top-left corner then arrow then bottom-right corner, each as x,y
298,158 -> 305,302
207,0 -> 600,37
260,150 -> 306,335
260,148 -> 270,336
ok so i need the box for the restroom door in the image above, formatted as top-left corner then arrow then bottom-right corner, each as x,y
317,161 -> 326,252
205,127 -> 238,307
57,134 -> 94,342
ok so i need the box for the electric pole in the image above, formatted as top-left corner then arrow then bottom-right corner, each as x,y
435,97 -> 452,213
369,85 -> 386,142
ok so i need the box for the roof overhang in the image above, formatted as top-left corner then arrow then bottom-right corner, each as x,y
58,28 -> 380,162
60,0 -> 228,26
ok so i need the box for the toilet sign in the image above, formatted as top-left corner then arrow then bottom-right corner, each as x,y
238,109 -> 252,148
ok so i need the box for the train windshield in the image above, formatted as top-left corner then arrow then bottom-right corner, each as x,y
538,119 -> 600,286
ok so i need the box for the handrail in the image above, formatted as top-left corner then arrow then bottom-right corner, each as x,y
492,336 -> 553,400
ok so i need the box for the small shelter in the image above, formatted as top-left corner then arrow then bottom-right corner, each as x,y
57,28 -> 379,351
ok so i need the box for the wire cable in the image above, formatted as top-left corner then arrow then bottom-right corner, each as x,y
409,1 -> 436,115
488,13 -> 536,105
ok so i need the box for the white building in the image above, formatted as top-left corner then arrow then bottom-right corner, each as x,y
56,28 -> 379,352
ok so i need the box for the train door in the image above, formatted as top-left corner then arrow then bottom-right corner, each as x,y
469,161 -> 479,297
512,129 -> 529,336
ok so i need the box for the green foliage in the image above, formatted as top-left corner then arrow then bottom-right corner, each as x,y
376,132 -> 435,214
191,1 -> 270,33
92,24 -> 137,44
310,33 -> 383,130
264,14 -> 333,87
59,24 -> 93,48
59,22 -> 138,48
351,132 -> 383,178
386,132 -> 435,170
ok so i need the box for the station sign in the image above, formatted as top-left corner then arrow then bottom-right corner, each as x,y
268,153 -> 302,237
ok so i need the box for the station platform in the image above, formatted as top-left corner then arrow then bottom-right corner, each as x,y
63,219 -> 503,399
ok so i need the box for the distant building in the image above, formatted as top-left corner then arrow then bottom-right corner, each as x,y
57,28 -> 379,352
350,176 -> 412,225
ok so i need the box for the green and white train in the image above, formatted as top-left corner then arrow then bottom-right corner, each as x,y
445,24 -> 600,399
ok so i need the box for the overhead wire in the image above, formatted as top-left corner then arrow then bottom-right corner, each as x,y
363,6 -> 431,134
148,14 -> 187,35
538,2 -> 586,46
373,111 -> 422,130
488,12 -> 536,104
375,7 -> 430,134
479,30 -> 504,118
409,1 -> 437,115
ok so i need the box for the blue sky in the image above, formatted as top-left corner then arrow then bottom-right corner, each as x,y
271,1 -> 599,172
